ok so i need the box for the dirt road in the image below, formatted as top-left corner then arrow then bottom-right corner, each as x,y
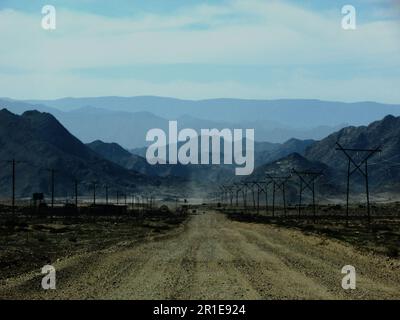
1,211 -> 399,299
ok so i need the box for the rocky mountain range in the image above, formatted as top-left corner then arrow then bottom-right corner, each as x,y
0,101 -> 399,201
0,109 -> 182,199
305,115 -> 400,192
241,115 -> 400,202
0,98 -> 347,148
88,137 -> 314,182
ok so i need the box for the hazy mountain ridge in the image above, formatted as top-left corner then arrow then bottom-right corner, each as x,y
1,98 -> 400,199
242,152 -> 339,203
1,97 -> 355,148
305,114 -> 400,192
0,109 -> 173,197
25,96 -> 400,128
88,139 -> 234,184
241,114 -> 400,199
87,140 -> 160,176
254,138 -> 315,167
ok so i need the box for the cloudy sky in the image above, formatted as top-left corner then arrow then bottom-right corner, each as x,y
0,0 -> 399,102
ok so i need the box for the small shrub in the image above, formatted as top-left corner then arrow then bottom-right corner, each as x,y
385,245 -> 399,258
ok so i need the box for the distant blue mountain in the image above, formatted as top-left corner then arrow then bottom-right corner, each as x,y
0,98 -> 346,148
26,96 -> 400,128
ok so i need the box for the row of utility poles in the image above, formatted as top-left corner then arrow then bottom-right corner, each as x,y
215,168 -> 322,220
0,159 -> 158,212
214,142 -> 384,224
0,142 -> 384,219
48,176 -> 146,208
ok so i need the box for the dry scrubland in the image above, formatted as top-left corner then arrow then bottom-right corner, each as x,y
0,207 -> 399,300
0,212 -> 186,281
225,203 -> 400,258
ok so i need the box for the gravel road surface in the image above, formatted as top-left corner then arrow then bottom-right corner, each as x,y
1,211 -> 399,299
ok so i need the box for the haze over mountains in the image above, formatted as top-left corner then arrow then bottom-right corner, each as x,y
1,96 -> 400,201
88,113 -> 400,201
246,152 -> 338,203
88,137 -> 314,184
243,115 -> 400,201
25,97 -> 400,127
0,109 -> 181,198
3,97 -> 400,149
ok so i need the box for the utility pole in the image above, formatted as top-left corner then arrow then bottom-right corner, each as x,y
218,186 -> 225,206
46,169 -> 57,208
266,174 -> 291,217
105,185 -> 109,205
239,182 -> 249,212
51,170 -> 54,208
256,182 -> 261,214
92,181 -> 97,205
227,187 -> 232,207
234,183 -> 242,207
264,179 -> 273,215
335,142 -> 381,224
138,194 -> 142,212
253,181 -> 267,214
223,186 -> 234,207
292,169 -> 323,222
242,182 -> 256,209
272,181 -> 275,217
74,179 -> 79,208
2,159 -> 26,214
12,159 -> 15,213
246,181 -> 265,215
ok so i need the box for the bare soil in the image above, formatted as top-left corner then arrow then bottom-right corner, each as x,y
0,213 -> 185,281
225,205 -> 400,258
1,210 -> 399,300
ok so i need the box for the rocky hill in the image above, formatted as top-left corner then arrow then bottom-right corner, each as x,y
0,109 -> 160,199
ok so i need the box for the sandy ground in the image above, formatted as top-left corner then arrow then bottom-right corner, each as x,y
0,210 -> 399,300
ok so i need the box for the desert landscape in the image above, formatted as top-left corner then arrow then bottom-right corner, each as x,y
1,206 -> 399,299
0,97 -> 399,300
1,0 -> 400,303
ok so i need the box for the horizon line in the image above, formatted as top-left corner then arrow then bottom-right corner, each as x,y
1,96 -> 398,106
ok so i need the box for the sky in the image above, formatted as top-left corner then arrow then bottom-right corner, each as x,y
0,0 -> 399,103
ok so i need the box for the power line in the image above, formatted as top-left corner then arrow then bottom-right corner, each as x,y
335,142 -> 381,223
46,168 -> 58,208
291,169 -> 323,222
266,173 -> 291,217
1,159 -> 28,214
92,181 -> 98,205
74,179 -> 79,208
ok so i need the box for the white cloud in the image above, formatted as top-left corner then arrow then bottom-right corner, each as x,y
0,0 -> 399,102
